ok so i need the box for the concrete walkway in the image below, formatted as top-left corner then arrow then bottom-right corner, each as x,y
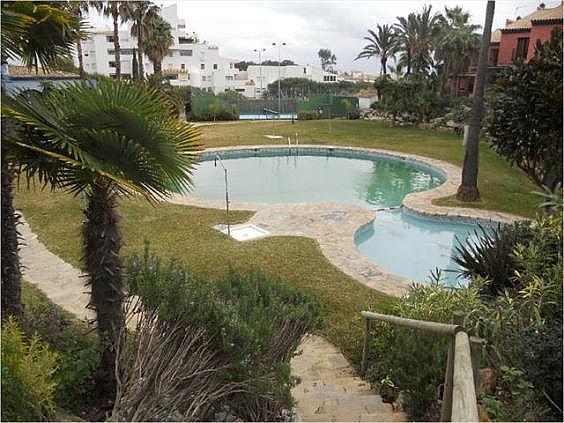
19,216 -> 405,422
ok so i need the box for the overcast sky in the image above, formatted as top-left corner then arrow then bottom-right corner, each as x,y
89,0 -> 550,72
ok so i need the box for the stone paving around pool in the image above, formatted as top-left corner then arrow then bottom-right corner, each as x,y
169,144 -> 524,297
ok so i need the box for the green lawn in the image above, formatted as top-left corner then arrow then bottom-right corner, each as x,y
15,120 -> 540,366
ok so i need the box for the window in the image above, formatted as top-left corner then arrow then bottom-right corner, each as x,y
515,37 -> 529,60
106,36 -> 114,43
180,50 -> 192,56
108,49 -> 134,55
180,64 -> 185,70
303,67 -> 307,74
230,63 -> 233,68
178,37 -> 192,44
108,61 -> 116,68
226,75 -> 233,80
202,76 -> 206,81
168,52 -> 173,57
207,87 -> 212,92
490,48 -> 499,66
200,63 -> 205,70
178,24 -> 185,29
213,64 -> 218,70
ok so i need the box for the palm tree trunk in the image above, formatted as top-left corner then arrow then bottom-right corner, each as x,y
76,40 -> 86,79
112,10 -> 121,80
153,60 -> 162,75
1,156 -> 23,320
137,33 -> 145,82
381,57 -> 387,75
456,0 -> 495,202
83,182 -> 124,400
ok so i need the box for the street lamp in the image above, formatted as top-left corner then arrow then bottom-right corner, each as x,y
272,42 -> 286,116
253,48 -> 266,100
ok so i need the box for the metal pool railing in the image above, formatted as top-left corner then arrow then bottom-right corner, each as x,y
360,311 -> 483,422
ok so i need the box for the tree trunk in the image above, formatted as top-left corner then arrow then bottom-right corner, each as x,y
137,34 -> 145,82
456,0 -> 495,202
83,182 -> 125,401
112,10 -> 121,80
76,40 -> 86,79
381,57 -> 387,75
1,156 -> 23,320
132,49 -> 139,80
153,59 -> 162,75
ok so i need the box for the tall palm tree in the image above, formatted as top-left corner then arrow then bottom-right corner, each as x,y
355,24 -> 397,75
102,1 -> 132,80
144,15 -> 173,75
67,1 -> 101,79
394,13 -> 417,75
129,1 -> 160,81
3,78 -> 201,397
1,1 -> 80,320
435,6 -> 481,95
457,0 -> 495,201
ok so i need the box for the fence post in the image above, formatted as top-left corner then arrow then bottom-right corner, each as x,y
440,335 -> 455,422
361,317 -> 371,375
470,337 -> 484,394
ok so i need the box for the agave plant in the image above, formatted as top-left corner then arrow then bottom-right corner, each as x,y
3,78 -> 201,397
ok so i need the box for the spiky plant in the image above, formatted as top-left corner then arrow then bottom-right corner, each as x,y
2,78 -> 201,398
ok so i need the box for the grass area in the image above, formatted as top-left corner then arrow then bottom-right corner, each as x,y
15,189 -> 393,365
15,120 -> 540,368
200,120 -> 539,218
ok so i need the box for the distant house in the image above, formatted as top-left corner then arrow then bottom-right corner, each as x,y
2,65 -> 81,93
356,89 -> 379,110
453,2 -> 563,96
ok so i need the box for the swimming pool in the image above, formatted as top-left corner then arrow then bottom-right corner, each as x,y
239,113 -> 298,120
189,147 -> 484,287
355,210 -> 482,286
191,149 -> 445,208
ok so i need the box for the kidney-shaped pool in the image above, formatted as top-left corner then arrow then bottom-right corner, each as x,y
188,148 -> 486,285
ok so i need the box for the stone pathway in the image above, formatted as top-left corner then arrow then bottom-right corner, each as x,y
291,335 -> 406,422
19,216 -> 405,422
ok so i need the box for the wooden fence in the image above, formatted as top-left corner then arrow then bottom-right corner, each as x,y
360,311 -> 483,422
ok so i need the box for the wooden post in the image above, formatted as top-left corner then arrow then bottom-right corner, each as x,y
440,335 -> 455,422
452,332 -> 479,422
470,337 -> 484,394
361,317 -> 371,375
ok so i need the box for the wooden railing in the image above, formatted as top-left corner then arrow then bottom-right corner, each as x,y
360,311 -> 483,422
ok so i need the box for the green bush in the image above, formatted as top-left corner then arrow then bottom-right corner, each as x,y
365,282 -> 482,420
297,110 -> 320,120
1,317 -> 58,422
20,282 -> 100,416
124,251 -> 321,420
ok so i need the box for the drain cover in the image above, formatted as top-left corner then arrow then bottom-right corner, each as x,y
215,223 -> 270,242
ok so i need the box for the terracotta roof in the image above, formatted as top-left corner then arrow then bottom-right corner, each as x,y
356,88 -> 378,98
503,2 -> 563,31
8,65 -> 79,78
490,29 -> 502,43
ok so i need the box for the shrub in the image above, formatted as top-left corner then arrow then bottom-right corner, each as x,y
1,317 -> 58,422
487,28 -> 563,191
365,282 -> 482,420
114,251 -> 322,421
453,221 -> 535,297
297,110 -> 320,120
20,282 -> 100,416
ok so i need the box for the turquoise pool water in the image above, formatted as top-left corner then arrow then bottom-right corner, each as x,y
191,150 -> 445,207
355,210 -> 482,286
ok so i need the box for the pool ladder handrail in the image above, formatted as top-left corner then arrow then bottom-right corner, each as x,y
287,133 -> 299,155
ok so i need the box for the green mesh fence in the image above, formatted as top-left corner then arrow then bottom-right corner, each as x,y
190,94 -> 239,121
298,94 -> 359,118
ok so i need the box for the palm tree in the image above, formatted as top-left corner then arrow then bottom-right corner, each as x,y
355,24 -> 397,75
129,1 -> 160,82
457,1 -> 495,201
435,6 -> 481,95
67,1 -> 101,79
394,13 -> 417,75
102,1 -> 132,80
1,1 -> 80,320
3,78 -> 201,397
144,15 -> 174,75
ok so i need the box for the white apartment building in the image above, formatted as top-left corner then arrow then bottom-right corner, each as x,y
77,4 -> 247,95
246,65 -> 339,98
77,4 -> 339,97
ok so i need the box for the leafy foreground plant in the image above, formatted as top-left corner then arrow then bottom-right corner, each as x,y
1,317 -> 58,422
111,251 -> 321,421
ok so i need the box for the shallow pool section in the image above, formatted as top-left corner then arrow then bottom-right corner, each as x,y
355,210 -> 482,286
191,149 -> 445,208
